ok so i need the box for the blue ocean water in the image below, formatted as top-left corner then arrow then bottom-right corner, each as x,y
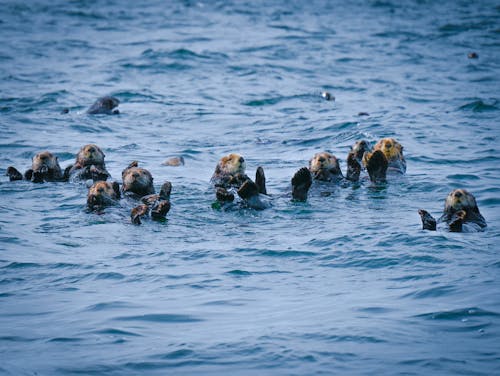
1,0 -> 499,374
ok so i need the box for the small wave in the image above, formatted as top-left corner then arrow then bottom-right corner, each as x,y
113,313 -> 202,323
90,328 -> 142,337
226,269 -> 252,276
401,285 -> 456,299
415,307 -> 500,320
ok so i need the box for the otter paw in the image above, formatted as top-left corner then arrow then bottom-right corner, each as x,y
366,150 -> 388,183
291,167 -> 312,202
131,204 -> 149,225
6,167 -> 23,181
449,210 -> 466,232
216,187 -> 234,203
418,209 -> 437,231
151,201 -> 171,220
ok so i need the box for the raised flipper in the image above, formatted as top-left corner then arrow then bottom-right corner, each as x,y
418,209 -> 437,231
366,150 -> 388,183
291,167 -> 312,202
238,180 -> 268,210
159,182 -> 172,201
449,210 -> 466,232
237,180 -> 260,200
151,201 -> 171,220
346,152 -> 361,182
6,166 -> 23,181
255,167 -> 267,195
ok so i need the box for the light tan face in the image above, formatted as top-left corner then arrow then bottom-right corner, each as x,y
32,151 -> 59,171
122,167 -> 153,190
309,152 -> 340,174
77,144 -> 105,166
373,138 -> 404,162
444,189 -> 478,212
217,153 -> 246,175
87,181 -> 119,207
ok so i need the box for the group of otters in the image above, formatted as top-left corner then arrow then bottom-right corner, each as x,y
5,97 -> 487,232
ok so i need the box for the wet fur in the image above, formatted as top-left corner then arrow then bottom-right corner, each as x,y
419,189 -> 486,232
67,144 -> 110,182
121,161 -> 155,197
87,181 -> 121,210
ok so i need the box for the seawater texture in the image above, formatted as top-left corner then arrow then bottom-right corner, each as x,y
1,0 -> 499,375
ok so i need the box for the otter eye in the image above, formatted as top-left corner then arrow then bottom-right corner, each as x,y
454,191 -> 462,198
88,147 -> 95,153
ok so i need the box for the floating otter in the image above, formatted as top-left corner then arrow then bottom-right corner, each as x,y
309,152 -> 344,182
121,161 -> 155,197
87,96 -> 120,115
162,156 -> 185,167
419,189 -> 486,232
6,151 -> 66,183
66,144 -> 111,182
211,153 -> 269,210
360,137 -> 406,182
131,181 -> 172,225
87,181 -> 121,210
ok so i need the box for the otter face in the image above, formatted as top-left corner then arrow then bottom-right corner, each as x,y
373,138 -> 404,162
87,181 -> 120,208
122,167 -> 154,196
217,153 -> 246,175
76,144 -> 105,166
309,152 -> 342,180
444,189 -> 478,212
351,140 -> 371,161
32,151 -> 59,171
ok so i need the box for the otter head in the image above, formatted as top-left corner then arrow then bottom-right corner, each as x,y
87,181 -> 120,209
444,189 -> 478,213
32,151 -> 59,171
101,96 -> 119,111
350,140 -> 371,161
216,153 -> 246,175
309,152 -> 342,181
76,144 -> 105,167
373,138 -> 404,162
122,165 -> 154,196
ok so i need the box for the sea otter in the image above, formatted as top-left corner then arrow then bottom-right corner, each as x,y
6,151 -> 66,183
211,153 -> 269,209
131,181 -> 172,225
359,137 -> 405,182
121,161 -> 155,197
418,189 -> 487,232
65,144 -> 111,182
309,152 -> 344,182
86,96 -> 120,115
87,181 -> 121,210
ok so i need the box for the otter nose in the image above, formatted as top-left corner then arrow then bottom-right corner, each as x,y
319,157 -> 325,163
454,191 -> 462,198
385,143 -> 392,149
88,147 -> 95,153
239,157 -> 245,163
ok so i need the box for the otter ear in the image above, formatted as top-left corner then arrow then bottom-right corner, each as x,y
112,182 -> 121,199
